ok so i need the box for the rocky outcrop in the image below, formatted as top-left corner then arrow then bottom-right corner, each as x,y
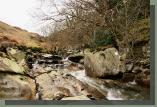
0,53 -> 36,100
66,63 -> 84,71
61,95 -> 90,100
0,44 -> 150,100
35,70 -> 106,100
6,47 -> 26,62
68,55 -> 84,64
134,67 -> 150,88
0,57 -> 25,74
0,20 -> 150,100
0,73 -> 36,100
0,21 -> 44,48
84,48 -> 126,78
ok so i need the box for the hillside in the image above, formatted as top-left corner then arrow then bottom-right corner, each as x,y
0,21 -> 44,48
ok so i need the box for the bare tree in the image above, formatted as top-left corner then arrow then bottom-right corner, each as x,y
33,0 -> 150,50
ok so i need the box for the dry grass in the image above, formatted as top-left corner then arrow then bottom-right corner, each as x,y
0,21 -> 43,48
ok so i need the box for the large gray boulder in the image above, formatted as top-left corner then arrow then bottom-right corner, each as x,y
6,48 -> 29,71
61,95 -> 90,100
7,47 -> 26,62
84,48 -> 126,78
0,57 -> 25,74
0,73 -> 36,100
35,70 -> 106,100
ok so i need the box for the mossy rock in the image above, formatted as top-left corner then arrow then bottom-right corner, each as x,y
0,57 -> 25,74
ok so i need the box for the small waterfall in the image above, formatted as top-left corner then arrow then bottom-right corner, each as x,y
31,55 -> 150,100
68,70 -> 124,100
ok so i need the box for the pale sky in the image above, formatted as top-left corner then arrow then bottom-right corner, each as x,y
0,0 -> 44,34
0,0 -> 65,35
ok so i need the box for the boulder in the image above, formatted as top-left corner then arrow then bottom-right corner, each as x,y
132,66 -> 142,74
68,55 -> 84,63
61,95 -> 90,100
66,63 -> 84,71
35,73 -> 83,100
27,64 -> 48,77
135,69 -> 150,88
126,63 -> 134,72
42,54 -> 52,58
122,73 -> 135,82
0,52 -> 7,57
6,48 -> 29,71
0,73 -> 36,100
0,57 -> 25,74
6,47 -> 26,62
35,71 -> 106,100
84,48 -> 125,78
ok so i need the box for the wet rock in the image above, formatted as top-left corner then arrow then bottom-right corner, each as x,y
0,73 -> 36,100
68,70 -> 107,99
126,63 -> 134,72
6,47 -> 26,62
42,54 -> 52,58
26,55 -> 36,69
0,57 -> 25,74
43,55 -> 62,61
35,71 -> 106,100
61,95 -> 90,100
38,55 -> 63,65
66,63 -> 84,71
132,66 -> 142,74
79,59 -> 84,65
122,73 -> 135,82
140,59 -> 150,69
5,47 -> 29,72
135,70 -> 150,88
81,83 -> 107,99
0,52 -> 7,57
84,48 -> 125,78
35,73 -> 81,100
68,55 -> 84,63
28,65 -> 49,77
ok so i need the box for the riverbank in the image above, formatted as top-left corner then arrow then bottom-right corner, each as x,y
0,45 -> 150,100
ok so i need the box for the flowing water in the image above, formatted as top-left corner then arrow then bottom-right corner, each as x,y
33,54 -> 150,100
67,70 -> 150,100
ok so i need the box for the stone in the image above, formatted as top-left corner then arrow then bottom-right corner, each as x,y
132,66 -> 142,74
6,47 -> 26,62
126,63 -> 134,72
66,63 -> 84,71
35,73 -> 82,100
0,57 -> 25,74
122,73 -> 135,82
42,54 -> 52,58
27,64 -> 48,77
0,73 -> 36,100
26,55 -> 36,69
135,70 -> 150,88
35,71 -> 106,100
84,48 -> 125,78
0,52 -> 7,58
61,95 -> 90,100
79,59 -> 84,65
6,48 -> 29,71
68,55 -> 84,63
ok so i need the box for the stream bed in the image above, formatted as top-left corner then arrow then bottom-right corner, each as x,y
30,53 -> 150,100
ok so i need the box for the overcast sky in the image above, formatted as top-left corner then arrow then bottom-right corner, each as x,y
0,0 -> 45,34
0,0 -> 65,35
